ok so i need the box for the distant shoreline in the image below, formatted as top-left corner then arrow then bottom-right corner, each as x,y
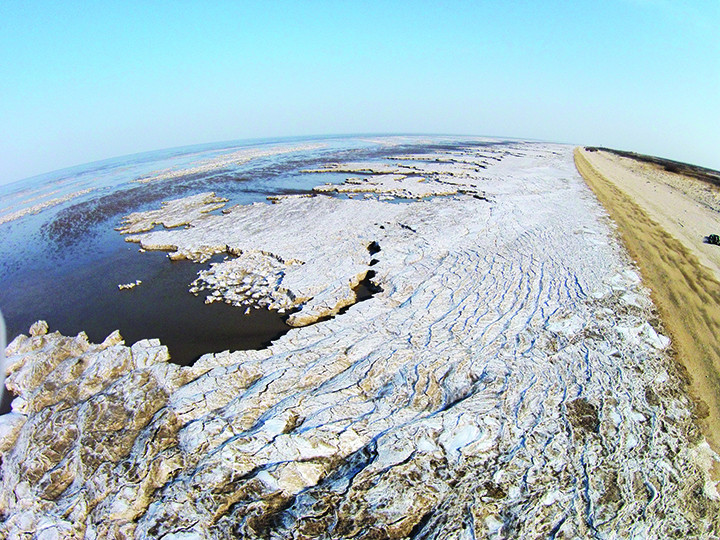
575,147 -> 720,478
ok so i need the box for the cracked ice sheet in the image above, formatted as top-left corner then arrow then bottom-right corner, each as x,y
124,195 -> 408,326
2,142 -> 718,538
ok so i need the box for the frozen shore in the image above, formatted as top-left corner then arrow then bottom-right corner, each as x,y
1,142 -> 718,537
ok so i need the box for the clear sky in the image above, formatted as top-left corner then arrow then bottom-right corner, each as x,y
1,0 -> 718,185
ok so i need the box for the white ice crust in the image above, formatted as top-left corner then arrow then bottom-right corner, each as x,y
1,142 -> 717,537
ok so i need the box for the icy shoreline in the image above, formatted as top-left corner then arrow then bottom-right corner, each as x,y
1,142 -> 718,537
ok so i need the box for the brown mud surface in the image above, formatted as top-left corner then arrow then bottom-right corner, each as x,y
575,147 -> 720,478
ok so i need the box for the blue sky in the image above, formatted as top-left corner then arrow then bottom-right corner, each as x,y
1,0 -> 718,184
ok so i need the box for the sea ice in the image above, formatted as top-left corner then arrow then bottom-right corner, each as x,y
1,141 -> 717,538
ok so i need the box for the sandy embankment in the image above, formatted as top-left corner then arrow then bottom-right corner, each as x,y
575,147 -> 720,464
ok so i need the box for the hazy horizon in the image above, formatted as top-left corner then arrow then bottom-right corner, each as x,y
2,1 -> 718,185
0,132 -> 557,188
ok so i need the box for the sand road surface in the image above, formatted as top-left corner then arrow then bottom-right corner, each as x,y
576,147 -> 720,473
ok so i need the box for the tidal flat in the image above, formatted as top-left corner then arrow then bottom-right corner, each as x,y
0,137 -> 718,537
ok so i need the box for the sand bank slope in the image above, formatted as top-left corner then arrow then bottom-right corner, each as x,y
575,147 -> 720,457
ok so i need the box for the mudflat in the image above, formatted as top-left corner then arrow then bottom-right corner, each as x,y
576,147 -> 720,468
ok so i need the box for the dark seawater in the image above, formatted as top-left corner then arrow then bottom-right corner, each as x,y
0,135 -> 505,413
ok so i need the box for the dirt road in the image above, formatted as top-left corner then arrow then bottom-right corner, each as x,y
576,147 -> 720,474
